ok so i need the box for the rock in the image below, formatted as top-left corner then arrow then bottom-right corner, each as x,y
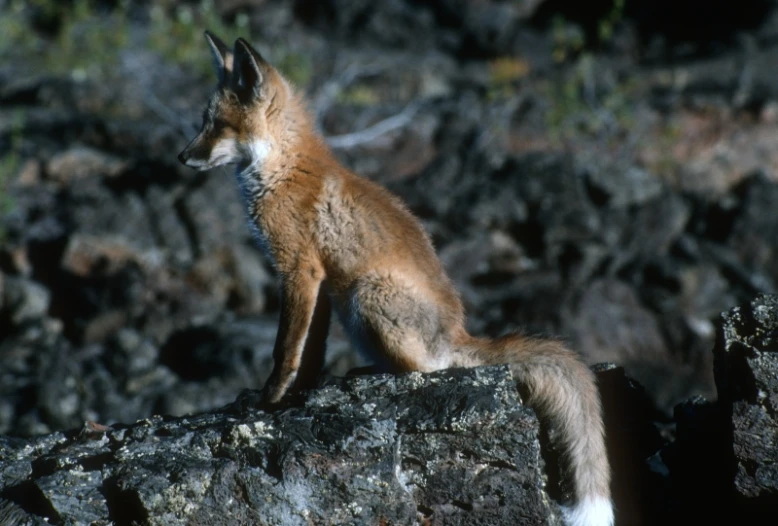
0,366 -> 562,525
664,396 -> 734,524
569,279 -> 669,366
0,309 -> 358,438
60,234 -> 147,278
593,364 -> 667,525
656,294 -> 778,524
12,158 -> 43,188
0,498 -> 41,525
582,164 -> 665,209
1,276 -> 50,325
714,293 -> 778,517
45,146 -> 127,184
106,328 -> 159,377
727,173 -> 778,288
566,279 -> 708,411
604,191 -> 691,275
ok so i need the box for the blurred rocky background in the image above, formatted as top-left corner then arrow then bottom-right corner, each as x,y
0,0 -> 776,444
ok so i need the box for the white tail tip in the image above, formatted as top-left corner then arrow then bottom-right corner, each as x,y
562,497 -> 614,526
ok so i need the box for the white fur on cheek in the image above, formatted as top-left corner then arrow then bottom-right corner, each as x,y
184,157 -> 209,169
210,138 -> 240,166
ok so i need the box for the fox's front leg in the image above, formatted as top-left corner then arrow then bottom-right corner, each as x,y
262,269 -> 327,405
289,285 -> 331,393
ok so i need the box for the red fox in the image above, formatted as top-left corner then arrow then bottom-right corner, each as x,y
178,31 -> 613,526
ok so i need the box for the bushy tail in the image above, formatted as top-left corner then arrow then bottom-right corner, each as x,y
464,334 -> 613,526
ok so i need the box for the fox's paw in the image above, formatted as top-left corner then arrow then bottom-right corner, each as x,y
231,388 -> 269,413
561,497 -> 614,526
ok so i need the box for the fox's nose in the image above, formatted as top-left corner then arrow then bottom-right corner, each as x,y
177,150 -> 188,164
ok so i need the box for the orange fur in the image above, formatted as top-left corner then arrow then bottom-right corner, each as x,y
178,32 -> 613,526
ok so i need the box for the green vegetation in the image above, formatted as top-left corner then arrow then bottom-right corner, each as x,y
0,0 -> 312,87
336,85 -> 381,106
543,54 -> 636,143
147,1 -> 312,86
148,0 -> 248,78
0,111 -> 25,240
0,2 -> 33,59
0,0 -> 130,81
652,119 -> 683,175
551,16 -> 586,64
541,2 -> 634,144
273,49 -> 313,88
551,0 -> 626,64
598,0 -> 626,44
487,56 -> 531,100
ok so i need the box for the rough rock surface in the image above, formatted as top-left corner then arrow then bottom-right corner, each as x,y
0,366 -> 558,526
2,296 -> 778,524
658,294 -> 778,525
714,293 -> 778,517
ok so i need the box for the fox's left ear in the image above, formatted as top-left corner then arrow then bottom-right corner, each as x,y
232,38 -> 269,102
204,30 -> 233,84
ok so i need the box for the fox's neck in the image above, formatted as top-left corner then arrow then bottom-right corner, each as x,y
236,93 -> 330,194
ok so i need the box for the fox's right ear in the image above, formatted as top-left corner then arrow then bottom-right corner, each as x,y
204,30 -> 233,84
231,38 -> 269,103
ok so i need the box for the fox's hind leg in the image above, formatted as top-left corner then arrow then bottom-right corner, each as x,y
353,274 -> 452,373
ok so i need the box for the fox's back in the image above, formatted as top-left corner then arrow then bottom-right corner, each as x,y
313,168 -> 454,292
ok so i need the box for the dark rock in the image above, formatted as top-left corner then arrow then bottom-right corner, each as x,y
593,364 -> 667,526
569,279 -> 669,366
0,311 -> 356,439
0,497 -> 46,526
714,293 -> 778,517
45,146 -> 127,184
655,296 -> 778,524
604,191 -> 691,275
0,366 -> 562,525
566,279 -> 707,410
727,173 -> 778,289
664,395 -> 734,524
582,164 -> 665,209
1,276 -> 50,326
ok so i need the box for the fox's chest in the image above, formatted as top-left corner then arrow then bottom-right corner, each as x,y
234,170 -> 276,266
247,220 -> 274,266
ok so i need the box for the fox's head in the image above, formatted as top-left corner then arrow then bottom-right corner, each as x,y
178,31 -> 291,172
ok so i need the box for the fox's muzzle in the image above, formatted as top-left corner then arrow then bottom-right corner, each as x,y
177,135 -> 211,170
177,139 -> 197,166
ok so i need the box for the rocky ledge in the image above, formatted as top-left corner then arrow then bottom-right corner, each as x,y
0,366 -> 557,526
1,295 -> 777,525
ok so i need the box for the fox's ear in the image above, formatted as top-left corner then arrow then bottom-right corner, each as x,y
231,38 -> 268,102
204,30 -> 233,84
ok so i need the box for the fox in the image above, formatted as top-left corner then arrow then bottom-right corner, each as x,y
178,31 -> 614,526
